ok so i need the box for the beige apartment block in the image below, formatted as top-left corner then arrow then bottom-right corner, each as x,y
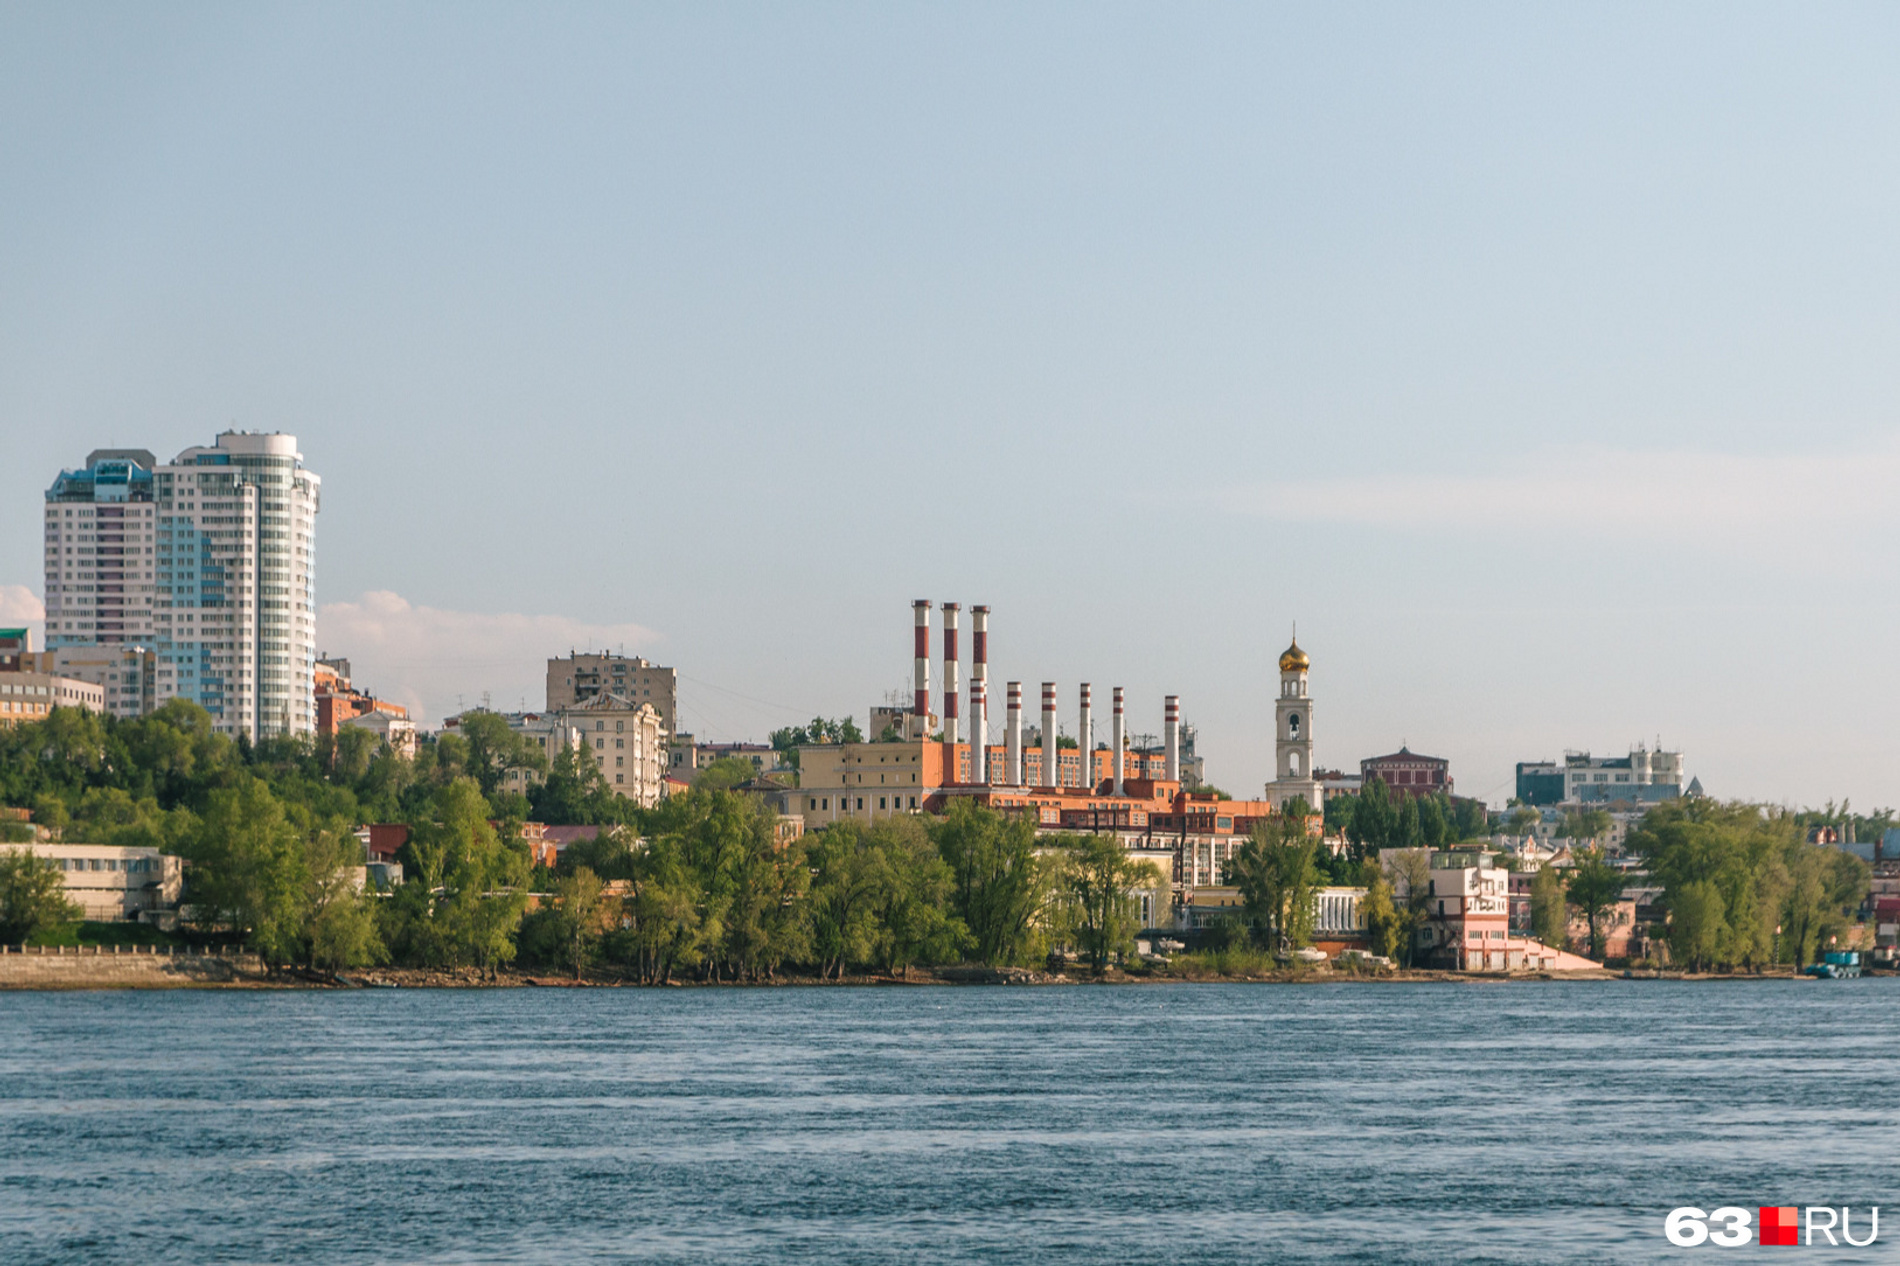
2,842 -> 183,923
546,652 -> 676,734
0,672 -> 105,726
567,693 -> 667,807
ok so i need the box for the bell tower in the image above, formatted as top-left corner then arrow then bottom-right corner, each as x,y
1265,634 -> 1324,812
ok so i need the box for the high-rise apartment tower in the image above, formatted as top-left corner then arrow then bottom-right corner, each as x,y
44,432 -> 320,741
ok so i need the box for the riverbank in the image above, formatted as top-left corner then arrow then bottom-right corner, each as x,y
6,949 -> 1844,990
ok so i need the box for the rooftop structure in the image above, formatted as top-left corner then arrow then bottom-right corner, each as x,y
1361,747 -> 1451,799
1515,745 -> 1686,807
546,652 -> 676,734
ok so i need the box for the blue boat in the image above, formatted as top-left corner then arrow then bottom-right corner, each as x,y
1803,951 -> 1862,979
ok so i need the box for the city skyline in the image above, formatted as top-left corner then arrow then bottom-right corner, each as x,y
3,7 -> 1898,807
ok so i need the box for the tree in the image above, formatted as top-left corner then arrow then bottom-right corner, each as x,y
1507,807 -> 1541,837
530,738 -> 632,826
552,866 -> 607,979
1357,860 -> 1402,960
0,848 -> 79,943
1530,864 -> 1567,949
1565,847 -> 1626,960
1058,833 -> 1162,974
1559,808 -> 1612,844
806,821 -> 897,979
176,776 -> 309,961
870,815 -> 965,976
1629,800 -> 1868,972
455,711 -> 548,800
1671,880 -> 1725,971
693,757 -> 759,793
933,801 -> 1046,965
1346,777 -> 1397,858
304,826 -> 385,971
1382,848 -> 1432,967
1228,815 -> 1319,952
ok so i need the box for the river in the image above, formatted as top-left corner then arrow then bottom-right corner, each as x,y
1,980 -> 1894,1264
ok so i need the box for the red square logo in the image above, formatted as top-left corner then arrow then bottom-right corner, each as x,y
1760,1206 -> 1799,1246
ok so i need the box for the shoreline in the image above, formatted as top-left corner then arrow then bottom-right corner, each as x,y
1,957 -> 1858,991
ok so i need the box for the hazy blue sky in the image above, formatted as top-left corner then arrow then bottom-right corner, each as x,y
3,4 -> 1897,808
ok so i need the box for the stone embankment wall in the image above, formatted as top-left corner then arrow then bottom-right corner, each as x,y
0,944 -> 265,988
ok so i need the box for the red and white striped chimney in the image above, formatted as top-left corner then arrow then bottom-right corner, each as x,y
1164,695 -> 1180,782
1041,682 -> 1059,787
1005,681 -> 1023,784
911,600 -> 931,738
1078,683 -> 1093,793
1111,686 -> 1125,796
969,606 -> 989,784
941,602 -> 960,744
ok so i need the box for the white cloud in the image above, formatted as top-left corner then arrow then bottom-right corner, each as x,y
1219,445 -> 1900,565
317,590 -> 661,724
0,585 -> 44,631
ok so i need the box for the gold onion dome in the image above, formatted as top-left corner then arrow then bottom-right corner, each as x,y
1279,639 -> 1309,673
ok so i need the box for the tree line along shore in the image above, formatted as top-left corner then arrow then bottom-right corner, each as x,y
0,701 -> 1875,984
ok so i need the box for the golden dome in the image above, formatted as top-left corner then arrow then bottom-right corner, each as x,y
1278,638 -> 1309,673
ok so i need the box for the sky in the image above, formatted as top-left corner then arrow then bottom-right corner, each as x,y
2,3 -> 1897,809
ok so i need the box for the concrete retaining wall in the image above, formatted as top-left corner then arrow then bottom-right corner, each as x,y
0,944 -> 265,988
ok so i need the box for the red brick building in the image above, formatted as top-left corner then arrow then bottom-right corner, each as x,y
1361,747 -> 1452,799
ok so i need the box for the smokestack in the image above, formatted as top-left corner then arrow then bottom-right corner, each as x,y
912,600 -> 931,738
1164,695 -> 1180,782
1078,683 -> 1093,793
1006,681 -> 1023,785
970,606 -> 989,784
1042,682 -> 1059,787
969,677 -> 987,784
941,603 -> 960,744
1112,686 -> 1125,796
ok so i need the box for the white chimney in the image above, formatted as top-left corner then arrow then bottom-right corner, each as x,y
1112,686 -> 1125,796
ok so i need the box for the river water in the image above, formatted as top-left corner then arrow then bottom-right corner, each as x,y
1,980 -> 1895,1264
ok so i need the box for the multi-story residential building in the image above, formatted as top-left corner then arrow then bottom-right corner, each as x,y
43,432 -> 320,740
1389,847 -> 1600,970
1360,747 -> 1452,798
566,694 -> 667,805
443,694 -> 667,807
545,652 -> 676,734
1515,745 -> 1685,806
48,644 -> 156,720
2,842 -> 183,924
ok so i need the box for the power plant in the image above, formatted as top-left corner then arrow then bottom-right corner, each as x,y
790,600 -> 1323,912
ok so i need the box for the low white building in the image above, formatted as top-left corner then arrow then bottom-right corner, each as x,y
2,842 -> 183,925
339,708 -> 417,759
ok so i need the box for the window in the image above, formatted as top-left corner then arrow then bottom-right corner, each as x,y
856,798 -> 864,810
879,797 -> 887,809
615,738 -> 624,749
909,797 -> 917,809
616,774 -> 624,783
